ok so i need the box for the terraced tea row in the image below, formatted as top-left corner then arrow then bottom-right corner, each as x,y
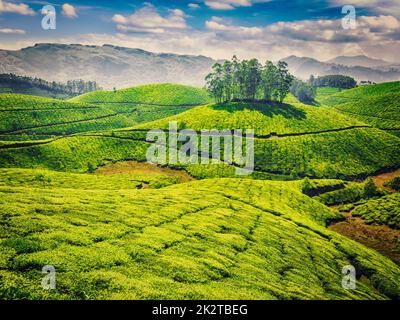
0,175 -> 399,299
71,83 -> 212,106
133,98 -> 367,136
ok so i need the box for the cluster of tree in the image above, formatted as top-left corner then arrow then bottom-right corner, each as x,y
308,75 -> 357,89
360,80 -> 376,86
0,73 -> 101,96
205,57 -> 294,103
290,79 -> 316,103
64,79 -> 101,94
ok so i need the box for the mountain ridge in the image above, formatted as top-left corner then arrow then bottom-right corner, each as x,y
1,43 -> 400,88
281,55 -> 400,82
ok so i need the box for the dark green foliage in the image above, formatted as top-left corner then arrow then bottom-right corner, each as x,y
314,75 -> 357,89
205,57 -> 293,103
290,79 -> 316,103
315,182 -> 365,205
0,73 -> 101,98
384,177 -> 400,191
364,178 -> 380,198
352,193 -> 400,229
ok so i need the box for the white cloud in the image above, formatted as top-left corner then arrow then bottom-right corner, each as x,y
112,4 -> 188,34
1,12 -> 399,64
330,0 -> 400,17
204,0 -> 270,10
0,0 -> 35,15
0,27 -> 25,34
61,3 -> 78,18
205,16 -> 262,37
188,3 -> 201,9
266,15 -> 400,43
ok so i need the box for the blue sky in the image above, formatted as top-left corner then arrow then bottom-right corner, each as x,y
0,0 -> 399,62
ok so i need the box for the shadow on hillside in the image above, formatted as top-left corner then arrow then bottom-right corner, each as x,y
211,101 -> 307,120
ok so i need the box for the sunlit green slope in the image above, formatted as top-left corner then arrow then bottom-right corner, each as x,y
134,95 -> 366,135
0,87 -> 206,136
321,82 -> 400,106
0,173 -> 399,300
0,93 -> 136,136
70,83 -> 212,106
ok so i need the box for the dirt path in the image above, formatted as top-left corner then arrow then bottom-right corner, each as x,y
328,167 -> 400,265
371,169 -> 400,192
329,213 -> 400,265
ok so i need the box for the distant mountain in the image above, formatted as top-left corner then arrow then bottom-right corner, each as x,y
327,55 -> 390,68
1,44 -> 399,88
281,55 -> 400,83
0,43 -> 217,89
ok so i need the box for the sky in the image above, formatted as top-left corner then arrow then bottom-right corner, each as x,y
0,0 -> 399,62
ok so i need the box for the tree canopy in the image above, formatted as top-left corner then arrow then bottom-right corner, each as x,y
290,79 -> 316,103
0,73 -> 101,97
206,57 -> 294,103
310,75 -> 357,89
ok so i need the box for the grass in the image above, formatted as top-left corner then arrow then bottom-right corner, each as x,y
0,172 -> 399,300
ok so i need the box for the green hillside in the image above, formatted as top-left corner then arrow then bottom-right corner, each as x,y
0,94 -> 136,136
315,87 -> 342,104
124,95 -> 400,179
0,91 -> 201,137
321,82 -> 400,106
0,168 -> 188,190
0,80 -> 400,301
1,91 -> 399,180
71,83 -> 212,106
333,92 -> 400,131
0,173 -> 399,300
134,95 -> 366,135
0,93 -> 91,110
352,193 -> 400,229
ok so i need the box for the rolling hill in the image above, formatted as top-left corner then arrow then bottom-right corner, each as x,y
0,172 -> 399,299
71,83 -> 211,106
320,82 -> 400,106
1,84 -> 399,180
0,84 -> 209,137
320,82 -> 400,136
0,80 -> 399,300
125,92 -> 400,179
282,56 -> 400,83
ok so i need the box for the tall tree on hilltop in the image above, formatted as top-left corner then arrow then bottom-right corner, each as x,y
262,61 -> 278,101
276,61 -> 294,103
